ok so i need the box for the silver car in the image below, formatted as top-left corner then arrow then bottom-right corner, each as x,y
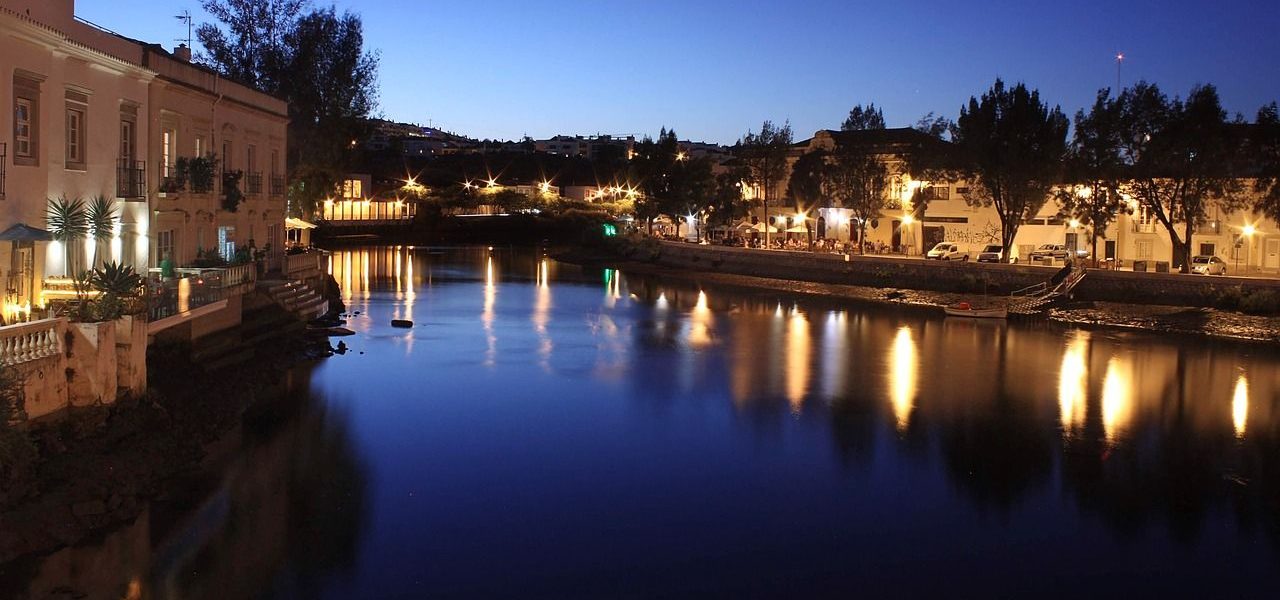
1190,255 -> 1228,275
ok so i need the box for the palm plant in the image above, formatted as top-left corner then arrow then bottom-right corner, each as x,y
90,261 -> 143,297
85,195 -> 119,270
46,196 -> 89,276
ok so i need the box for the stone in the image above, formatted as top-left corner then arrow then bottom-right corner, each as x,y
391,319 -> 413,328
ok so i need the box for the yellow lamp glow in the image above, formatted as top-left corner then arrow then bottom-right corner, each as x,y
901,214 -> 915,226
1243,224 -> 1257,237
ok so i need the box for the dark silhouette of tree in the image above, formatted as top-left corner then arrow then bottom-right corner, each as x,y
786,149 -> 831,210
905,113 -> 961,224
841,103 -> 886,131
955,79 -> 1069,257
1116,83 -> 1244,272
1057,89 -> 1131,266
1253,102 -> 1280,222
738,121 -> 793,247
707,167 -> 750,229
197,1 -> 380,218
828,146 -> 890,253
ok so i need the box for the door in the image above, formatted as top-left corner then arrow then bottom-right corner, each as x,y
1266,239 -> 1280,269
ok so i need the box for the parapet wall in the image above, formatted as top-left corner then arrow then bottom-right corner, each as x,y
626,240 -> 1280,308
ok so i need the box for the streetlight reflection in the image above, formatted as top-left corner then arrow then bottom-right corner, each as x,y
1058,331 -> 1089,434
1101,356 -> 1133,443
785,307 -> 810,413
1233,373 -> 1249,439
482,255 -> 496,367
889,325 -> 917,432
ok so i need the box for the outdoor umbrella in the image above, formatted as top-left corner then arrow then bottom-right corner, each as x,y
0,223 -> 53,242
784,224 -> 809,234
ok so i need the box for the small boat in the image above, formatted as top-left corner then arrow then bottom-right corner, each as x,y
943,301 -> 1007,319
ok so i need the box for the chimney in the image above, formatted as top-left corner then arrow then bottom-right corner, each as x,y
174,44 -> 192,62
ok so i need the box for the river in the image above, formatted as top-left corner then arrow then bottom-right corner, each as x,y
6,245 -> 1280,598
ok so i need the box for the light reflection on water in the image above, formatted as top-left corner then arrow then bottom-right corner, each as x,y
11,245 -> 1280,598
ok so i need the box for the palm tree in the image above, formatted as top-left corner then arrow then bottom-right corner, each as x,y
85,195 -> 119,270
46,196 -> 89,276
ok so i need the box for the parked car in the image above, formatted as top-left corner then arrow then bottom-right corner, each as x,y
1190,255 -> 1228,275
927,242 -> 968,261
1029,244 -> 1069,262
976,244 -> 1005,263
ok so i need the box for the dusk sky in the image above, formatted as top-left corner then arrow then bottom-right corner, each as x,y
76,0 -> 1279,144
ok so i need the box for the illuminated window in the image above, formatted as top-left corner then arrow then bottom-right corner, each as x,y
342,179 -> 362,199
162,128 -> 175,176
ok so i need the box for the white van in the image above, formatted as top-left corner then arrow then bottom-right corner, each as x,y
926,242 -> 969,261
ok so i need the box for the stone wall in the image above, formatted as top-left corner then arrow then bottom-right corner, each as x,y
630,241 -> 1280,308
3,316 -> 148,422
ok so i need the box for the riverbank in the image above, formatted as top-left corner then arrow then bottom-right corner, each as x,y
554,242 -> 1280,344
0,305 -> 335,566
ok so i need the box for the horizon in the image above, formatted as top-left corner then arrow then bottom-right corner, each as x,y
74,0 -> 1280,145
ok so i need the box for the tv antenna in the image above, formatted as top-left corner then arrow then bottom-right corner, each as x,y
176,10 -> 193,48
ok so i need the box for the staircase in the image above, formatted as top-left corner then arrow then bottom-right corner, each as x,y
264,280 -> 330,321
1009,265 -> 1087,316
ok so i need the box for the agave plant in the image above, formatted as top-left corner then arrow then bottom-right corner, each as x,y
47,196 -> 89,276
85,195 -> 119,270
90,261 -> 143,297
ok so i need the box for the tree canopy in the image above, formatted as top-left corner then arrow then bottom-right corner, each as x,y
1057,89 -> 1130,265
842,103 -> 886,131
197,0 -> 379,217
1116,82 -> 1244,271
955,79 -> 1069,255
738,121 -> 793,244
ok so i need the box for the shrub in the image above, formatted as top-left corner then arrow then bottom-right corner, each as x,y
1239,289 -> 1279,315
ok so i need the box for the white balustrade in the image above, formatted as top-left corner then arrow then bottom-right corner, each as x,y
0,318 -> 65,367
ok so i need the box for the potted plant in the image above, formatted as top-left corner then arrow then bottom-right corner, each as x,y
188,153 -> 218,194
222,170 -> 245,212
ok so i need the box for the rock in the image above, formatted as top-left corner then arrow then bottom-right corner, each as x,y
335,341 -> 348,355
885,290 -> 906,300
391,319 -> 413,328
72,500 -> 107,518
321,327 -> 356,337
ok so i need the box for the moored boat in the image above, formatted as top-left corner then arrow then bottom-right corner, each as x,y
943,302 -> 1008,319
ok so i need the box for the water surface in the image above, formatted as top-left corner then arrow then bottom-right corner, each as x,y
10,245 -> 1280,598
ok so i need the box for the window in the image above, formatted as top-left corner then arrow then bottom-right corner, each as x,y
195,135 -> 205,157
65,106 -> 86,167
1200,243 -> 1216,256
222,140 -> 232,171
1136,240 -> 1153,259
246,144 -> 257,172
157,229 -> 175,265
270,149 -> 279,175
342,178 -> 362,199
121,120 -> 136,162
15,98 -> 34,158
217,226 -> 236,262
161,128 -> 175,176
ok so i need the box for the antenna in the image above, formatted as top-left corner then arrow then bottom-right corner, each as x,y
175,10 -> 193,48
1115,51 -> 1125,92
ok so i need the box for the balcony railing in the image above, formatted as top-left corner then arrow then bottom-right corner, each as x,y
0,317 -> 65,368
270,174 -> 286,198
1,142 -> 6,200
246,172 -> 263,196
145,264 -> 258,322
285,251 -> 324,278
117,158 -> 146,199
1132,221 -> 1157,234
159,161 -> 185,194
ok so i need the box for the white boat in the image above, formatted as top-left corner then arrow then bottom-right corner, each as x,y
943,304 -> 1008,319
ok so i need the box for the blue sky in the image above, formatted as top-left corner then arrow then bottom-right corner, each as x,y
76,0 -> 1279,144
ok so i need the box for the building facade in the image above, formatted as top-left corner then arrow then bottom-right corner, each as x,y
0,0 -> 288,323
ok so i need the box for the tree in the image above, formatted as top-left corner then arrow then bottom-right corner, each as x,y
787,150 -> 831,211
46,197 -> 88,276
198,1 -> 379,218
707,168 -> 751,229
842,103 -> 886,131
828,146 -> 890,253
955,79 -> 1069,257
1253,102 -> 1280,222
1058,89 -> 1130,266
1116,82 -> 1244,272
85,196 -> 118,270
738,120 -> 793,246
632,129 -> 715,238
905,113 -> 961,224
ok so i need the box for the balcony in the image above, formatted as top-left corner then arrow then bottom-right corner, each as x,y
116,159 -> 146,200
270,174 -> 286,198
159,161 -> 186,195
246,171 -> 263,196
1132,221 -> 1157,234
